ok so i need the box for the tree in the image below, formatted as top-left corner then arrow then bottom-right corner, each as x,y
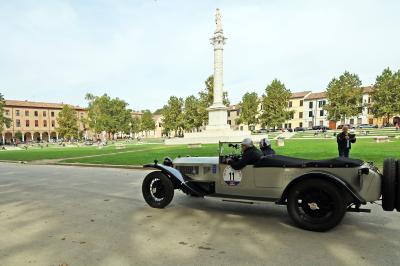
130,116 -> 142,136
198,75 -> 230,125
85,93 -> 132,139
371,68 -> 400,125
259,79 -> 293,128
184,95 -> 203,132
237,92 -> 260,127
0,93 -> 11,133
57,105 -> 79,141
324,71 -> 363,122
141,110 -> 155,136
162,96 -> 184,136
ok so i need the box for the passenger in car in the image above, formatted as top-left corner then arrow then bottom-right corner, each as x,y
259,138 -> 276,156
227,138 -> 263,170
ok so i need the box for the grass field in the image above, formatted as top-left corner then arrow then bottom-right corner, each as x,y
1,139 -> 400,169
60,138 -> 400,168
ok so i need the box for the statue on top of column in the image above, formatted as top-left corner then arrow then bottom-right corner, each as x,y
215,8 -> 222,32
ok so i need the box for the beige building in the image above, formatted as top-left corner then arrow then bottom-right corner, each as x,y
283,91 -> 312,129
1,100 -> 87,144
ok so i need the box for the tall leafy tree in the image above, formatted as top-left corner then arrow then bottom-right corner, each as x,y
259,79 -> 293,128
162,96 -> 184,136
237,92 -> 260,127
85,93 -> 132,139
371,68 -> 400,125
130,116 -> 142,136
0,93 -> 11,133
184,95 -> 203,132
198,75 -> 230,125
57,105 -> 79,140
141,110 -> 156,136
324,71 -> 363,122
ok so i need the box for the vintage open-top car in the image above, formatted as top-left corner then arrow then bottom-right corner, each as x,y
142,142 -> 400,231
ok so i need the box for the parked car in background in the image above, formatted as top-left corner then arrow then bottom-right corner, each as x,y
337,124 -> 355,130
294,127 -> 306,132
312,125 -> 330,131
357,124 -> 378,129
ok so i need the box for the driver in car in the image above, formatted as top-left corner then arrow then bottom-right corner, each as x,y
227,138 -> 263,170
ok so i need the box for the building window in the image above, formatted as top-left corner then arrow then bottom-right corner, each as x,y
26,120 -> 30,127
227,120 -> 231,125
368,97 -> 371,103
299,112 -> 303,119
320,120 -> 324,126
34,111 -> 38,117
16,119 -> 21,127
35,120 -> 39,127
5,109 -> 10,116
288,101 -> 292,108
300,100 -> 303,107
318,100 -> 326,108
357,118 -> 362,125
299,122 -> 303,127
309,102 -> 313,109
319,110 -> 324,116
43,120 -> 47,127
51,120 -> 55,127
43,111 -> 47,117
16,110 -> 20,116
288,123 -> 292,129
236,110 -> 240,116
309,111 -> 313,117
25,110 -> 30,116
349,118 -> 354,125
289,113 -> 294,119
51,111 -> 55,117
227,111 -> 231,117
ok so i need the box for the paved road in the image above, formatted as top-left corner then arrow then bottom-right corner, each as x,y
0,163 -> 400,266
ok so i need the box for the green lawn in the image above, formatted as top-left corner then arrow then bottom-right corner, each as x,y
61,138 -> 400,169
0,143 -> 163,161
1,139 -> 399,169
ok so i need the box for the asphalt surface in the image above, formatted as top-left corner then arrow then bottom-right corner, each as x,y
0,163 -> 400,266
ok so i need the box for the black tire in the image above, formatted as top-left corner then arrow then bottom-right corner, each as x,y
396,160 -> 400,212
287,179 -> 346,232
382,158 -> 396,211
142,171 -> 174,208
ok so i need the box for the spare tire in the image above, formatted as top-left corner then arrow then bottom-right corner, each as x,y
382,158 -> 396,211
396,160 -> 400,212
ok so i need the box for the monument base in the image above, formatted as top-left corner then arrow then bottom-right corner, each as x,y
164,128 -> 268,145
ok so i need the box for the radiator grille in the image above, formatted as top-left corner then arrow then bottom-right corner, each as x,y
176,166 -> 199,175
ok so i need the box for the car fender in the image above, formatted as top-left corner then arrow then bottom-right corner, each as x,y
143,163 -> 203,196
276,171 -> 366,205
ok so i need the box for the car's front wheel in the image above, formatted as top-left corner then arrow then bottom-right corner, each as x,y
142,171 -> 174,208
287,179 -> 346,232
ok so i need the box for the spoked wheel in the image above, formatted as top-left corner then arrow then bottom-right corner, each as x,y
287,179 -> 346,232
142,171 -> 174,208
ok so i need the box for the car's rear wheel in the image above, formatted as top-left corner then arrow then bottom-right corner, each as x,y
287,179 -> 346,232
382,158 -> 396,211
395,160 -> 400,212
142,171 -> 174,208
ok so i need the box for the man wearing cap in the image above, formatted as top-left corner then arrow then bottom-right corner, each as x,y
259,138 -> 276,156
227,138 -> 263,170
337,126 -> 356,157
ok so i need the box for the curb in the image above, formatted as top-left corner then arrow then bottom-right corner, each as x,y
53,162 -> 148,170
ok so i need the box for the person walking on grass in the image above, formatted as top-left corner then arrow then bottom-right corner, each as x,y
336,125 -> 356,158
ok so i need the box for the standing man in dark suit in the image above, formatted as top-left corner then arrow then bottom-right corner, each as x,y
337,126 -> 356,157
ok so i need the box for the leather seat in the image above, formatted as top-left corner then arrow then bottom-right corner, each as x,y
254,155 -> 363,168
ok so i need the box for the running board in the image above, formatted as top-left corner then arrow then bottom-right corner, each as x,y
222,199 -> 254,204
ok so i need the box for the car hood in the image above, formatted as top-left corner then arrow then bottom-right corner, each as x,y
173,157 -> 219,165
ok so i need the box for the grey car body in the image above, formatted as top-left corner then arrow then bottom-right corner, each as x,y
142,142 -> 399,231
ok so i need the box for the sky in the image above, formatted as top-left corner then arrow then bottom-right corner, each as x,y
1,0 -> 399,111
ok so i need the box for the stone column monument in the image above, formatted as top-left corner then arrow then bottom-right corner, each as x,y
206,8 -> 230,131
165,9 -> 264,145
